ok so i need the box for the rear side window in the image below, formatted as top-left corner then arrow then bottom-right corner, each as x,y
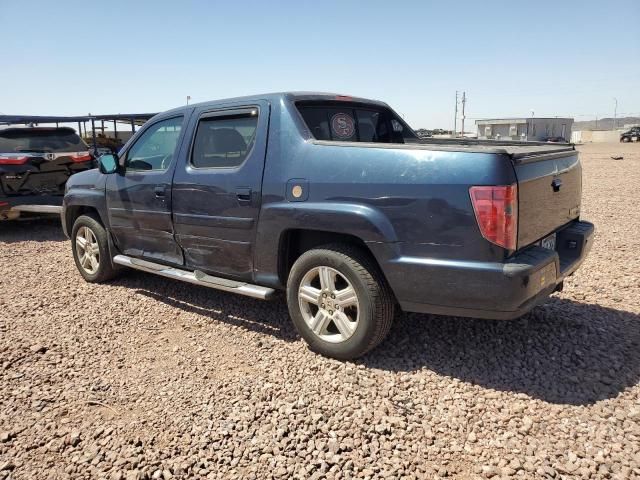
191,112 -> 258,168
0,128 -> 87,153
296,103 -> 416,143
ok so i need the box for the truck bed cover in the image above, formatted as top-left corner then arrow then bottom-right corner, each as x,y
412,138 -> 575,159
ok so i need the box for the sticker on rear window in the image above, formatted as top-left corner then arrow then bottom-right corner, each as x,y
331,113 -> 355,139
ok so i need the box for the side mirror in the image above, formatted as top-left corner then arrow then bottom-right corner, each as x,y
98,154 -> 119,174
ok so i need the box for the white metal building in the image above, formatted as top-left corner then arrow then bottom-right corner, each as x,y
476,117 -> 573,142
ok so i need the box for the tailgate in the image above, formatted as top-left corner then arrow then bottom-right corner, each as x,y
512,148 -> 581,248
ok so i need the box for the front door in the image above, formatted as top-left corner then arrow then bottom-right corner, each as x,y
106,115 -> 187,265
171,103 -> 269,280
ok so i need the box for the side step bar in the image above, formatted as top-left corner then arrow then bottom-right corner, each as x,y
12,205 -> 62,214
112,254 -> 275,300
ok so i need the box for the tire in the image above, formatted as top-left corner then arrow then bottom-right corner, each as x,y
71,214 -> 118,283
286,244 -> 395,360
622,136 -> 630,143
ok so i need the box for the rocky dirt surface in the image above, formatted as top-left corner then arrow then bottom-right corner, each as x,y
1,142 -> 639,479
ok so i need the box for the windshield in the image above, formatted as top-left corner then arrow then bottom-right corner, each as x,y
0,128 -> 87,153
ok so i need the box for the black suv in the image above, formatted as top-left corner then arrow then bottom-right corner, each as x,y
0,127 -> 94,217
620,127 -> 640,143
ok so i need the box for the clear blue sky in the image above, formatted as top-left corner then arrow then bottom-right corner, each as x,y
1,0 -> 638,129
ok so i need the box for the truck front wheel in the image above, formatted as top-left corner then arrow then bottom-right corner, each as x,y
71,214 -> 118,283
286,245 -> 395,359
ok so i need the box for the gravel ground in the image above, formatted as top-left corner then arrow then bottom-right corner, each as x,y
1,142 -> 639,479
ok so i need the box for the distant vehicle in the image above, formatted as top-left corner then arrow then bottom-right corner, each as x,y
62,92 -> 593,359
620,127 -> 640,143
544,136 -> 568,143
0,127 -> 94,220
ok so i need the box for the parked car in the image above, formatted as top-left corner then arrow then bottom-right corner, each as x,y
544,136 -> 568,143
62,92 -> 594,359
620,127 -> 640,143
0,127 -> 94,219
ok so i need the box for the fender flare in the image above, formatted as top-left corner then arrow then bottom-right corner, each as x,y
253,202 -> 398,285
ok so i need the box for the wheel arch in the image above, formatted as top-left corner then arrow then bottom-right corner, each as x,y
254,201 -> 399,289
64,205 -> 103,237
277,228 -> 391,290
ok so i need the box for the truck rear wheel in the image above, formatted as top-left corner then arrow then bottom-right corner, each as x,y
71,214 -> 118,283
286,245 -> 395,359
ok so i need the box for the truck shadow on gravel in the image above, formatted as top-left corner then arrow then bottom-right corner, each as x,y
363,297 -> 640,406
0,217 -> 65,243
113,271 -> 639,406
116,271 -> 298,343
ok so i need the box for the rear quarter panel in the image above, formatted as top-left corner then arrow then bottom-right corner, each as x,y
254,99 -> 518,286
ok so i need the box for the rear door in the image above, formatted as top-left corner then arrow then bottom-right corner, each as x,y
171,102 -> 269,281
106,115 -> 187,265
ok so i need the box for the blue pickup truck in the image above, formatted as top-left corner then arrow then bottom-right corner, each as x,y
62,92 -> 593,359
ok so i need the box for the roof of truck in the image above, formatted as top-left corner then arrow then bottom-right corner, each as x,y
162,92 -> 389,115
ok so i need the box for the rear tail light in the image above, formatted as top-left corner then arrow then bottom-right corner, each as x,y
70,152 -> 93,162
469,184 -> 518,250
0,155 -> 28,165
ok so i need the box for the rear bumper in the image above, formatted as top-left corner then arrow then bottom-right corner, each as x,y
385,220 -> 594,320
0,194 -> 63,209
1,194 -> 63,219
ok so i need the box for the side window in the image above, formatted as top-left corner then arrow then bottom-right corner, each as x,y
297,107 -> 331,141
126,116 -> 183,171
191,113 -> 258,168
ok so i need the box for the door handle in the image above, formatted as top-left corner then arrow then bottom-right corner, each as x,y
154,185 -> 166,198
236,188 -> 252,204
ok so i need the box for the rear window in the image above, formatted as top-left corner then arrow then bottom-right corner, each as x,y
296,102 -> 416,143
0,128 -> 87,153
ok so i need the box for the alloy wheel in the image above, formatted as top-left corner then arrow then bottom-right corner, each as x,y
298,266 -> 360,343
75,226 -> 100,275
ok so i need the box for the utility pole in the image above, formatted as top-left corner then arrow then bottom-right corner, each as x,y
453,91 -> 458,137
461,91 -> 467,137
613,98 -> 618,130
187,95 -> 191,105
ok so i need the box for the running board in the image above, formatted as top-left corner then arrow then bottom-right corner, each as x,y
12,204 -> 62,214
112,254 -> 275,300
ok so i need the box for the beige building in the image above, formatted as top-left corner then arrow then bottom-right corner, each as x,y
571,129 -> 624,143
476,117 -> 573,142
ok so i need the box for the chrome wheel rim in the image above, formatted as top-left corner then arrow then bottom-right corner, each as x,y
298,266 -> 359,343
75,226 -> 100,274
